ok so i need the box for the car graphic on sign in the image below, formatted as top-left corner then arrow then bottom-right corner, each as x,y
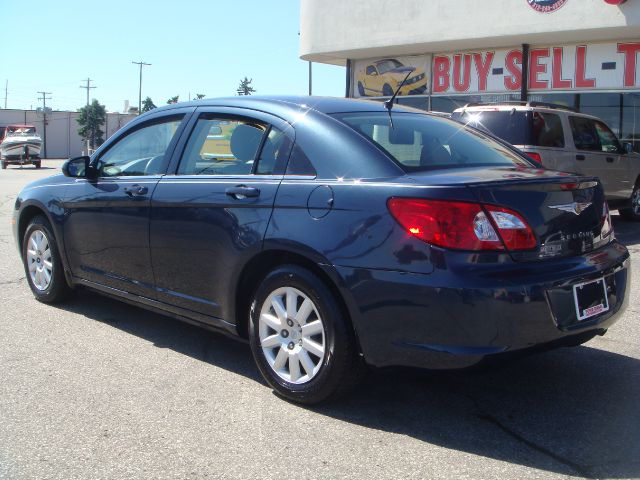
355,58 -> 428,97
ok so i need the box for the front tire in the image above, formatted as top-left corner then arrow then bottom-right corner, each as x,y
619,183 -> 640,221
382,83 -> 394,96
1,161 -> 6,169
34,160 -> 41,169
357,81 -> 365,96
249,265 -> 364,404
22,216 -> 72,303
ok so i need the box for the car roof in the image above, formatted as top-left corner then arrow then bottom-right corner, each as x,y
452,103 -> 602,121
145,95 -> 426,117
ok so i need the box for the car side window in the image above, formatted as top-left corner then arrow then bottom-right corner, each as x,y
366,66 -> 377,75
254,127 -> 292,175
532,112 -> 565,148
594,121 -> 621,153
285,144 -> 316,176
96,117 -> 183,177
569,116 -> 601,152
178,117 -> 269,175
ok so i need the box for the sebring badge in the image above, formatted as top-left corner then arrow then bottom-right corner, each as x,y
548,202 -> 592,215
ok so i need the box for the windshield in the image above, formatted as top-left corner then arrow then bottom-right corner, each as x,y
7,127 -> 36,136
376,60 -> 403,74
333,112 -> 531,171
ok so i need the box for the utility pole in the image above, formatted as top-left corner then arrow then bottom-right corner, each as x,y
79,78 -> 96,107
79,78 -> 96,153
3,80 -> 7,109
37,91 -> 52,158
308,61 -> 313,96
132,60 -> 151,115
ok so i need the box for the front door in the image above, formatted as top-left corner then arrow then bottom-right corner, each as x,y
149,108 -> 293,321
63,114 -> 187,297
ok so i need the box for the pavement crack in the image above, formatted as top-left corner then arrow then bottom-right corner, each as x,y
0,277 -> 24,286
475,411 -> 594,478
458,392 -> 594,477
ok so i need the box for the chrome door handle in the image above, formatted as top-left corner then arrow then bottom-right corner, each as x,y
123,184 -> 148,196
225,185 -> 260,199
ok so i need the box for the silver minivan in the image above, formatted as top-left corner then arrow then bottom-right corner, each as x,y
452,102 -> 640,221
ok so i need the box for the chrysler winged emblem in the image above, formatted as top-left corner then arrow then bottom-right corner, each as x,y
548,202 -> 592,215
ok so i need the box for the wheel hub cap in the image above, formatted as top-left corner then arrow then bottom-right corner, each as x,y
258,286 -> 326,384
26,229 -> 53,291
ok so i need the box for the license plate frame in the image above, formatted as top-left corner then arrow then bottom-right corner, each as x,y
573,277 -> 609,322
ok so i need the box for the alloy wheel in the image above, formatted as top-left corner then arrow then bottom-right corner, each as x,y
258,286 -> 326,384
26,229 -> 53,291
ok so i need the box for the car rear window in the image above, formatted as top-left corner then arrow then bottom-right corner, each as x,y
452,110 -> 531,145
452,110 -> 565,148
332,112 -> 531,171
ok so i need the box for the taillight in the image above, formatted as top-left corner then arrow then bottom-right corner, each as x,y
601,202 -> 613,239
387,198 -> 537,251
523,151 -> 543,166
484,206 -> 537,250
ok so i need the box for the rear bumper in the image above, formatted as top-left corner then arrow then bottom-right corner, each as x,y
335,241 -> 631,369
3,157 -> 40,163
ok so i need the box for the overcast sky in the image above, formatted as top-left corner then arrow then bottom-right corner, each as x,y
1,0 -> 345,113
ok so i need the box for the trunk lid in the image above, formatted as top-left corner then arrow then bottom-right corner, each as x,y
464,169 -> 610,261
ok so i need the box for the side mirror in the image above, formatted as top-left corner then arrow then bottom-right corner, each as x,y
62,156 -> 96,178
622,142 -> 634,154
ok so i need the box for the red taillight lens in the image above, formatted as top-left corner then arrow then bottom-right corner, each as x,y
387,198 -> 537,251
524,151 -> 543,165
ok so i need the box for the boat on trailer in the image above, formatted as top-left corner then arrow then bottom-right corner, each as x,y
1,125 -> 43,169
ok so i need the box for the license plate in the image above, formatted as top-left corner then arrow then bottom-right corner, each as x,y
573,277 -> 609,321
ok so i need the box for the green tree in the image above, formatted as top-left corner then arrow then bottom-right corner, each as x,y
194,93 -> 205,100
167,95 -> 179,104
236,77 -> 255,96
77,99 -> 106,150
142,96 -> 156,112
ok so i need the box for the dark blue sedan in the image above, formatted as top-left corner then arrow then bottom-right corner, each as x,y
13,96 -> 630,404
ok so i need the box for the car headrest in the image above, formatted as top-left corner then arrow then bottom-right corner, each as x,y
230,124 -> 263,161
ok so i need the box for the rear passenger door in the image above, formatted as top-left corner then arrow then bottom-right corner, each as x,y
527,111 -> 575,173
568,116 -> 626,199
149,108 -> 293,320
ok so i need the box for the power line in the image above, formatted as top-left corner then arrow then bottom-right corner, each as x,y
37,91 -> 52,159
132,60 -> 151,114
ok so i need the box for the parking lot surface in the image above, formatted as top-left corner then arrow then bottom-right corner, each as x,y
1,161 -> 639,480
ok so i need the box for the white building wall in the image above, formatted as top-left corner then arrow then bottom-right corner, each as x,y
0,110 -> 136,158
300,0 -> 640,64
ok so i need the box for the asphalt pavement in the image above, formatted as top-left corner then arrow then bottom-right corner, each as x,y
1,161 -> 639,479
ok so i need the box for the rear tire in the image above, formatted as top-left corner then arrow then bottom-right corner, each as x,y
619,183 -> 640,221
22,215 -> 72,303
249,265 -> 365,404
382,83 -> 393,96
1,161 -> 6,169
34,161 -> 41,169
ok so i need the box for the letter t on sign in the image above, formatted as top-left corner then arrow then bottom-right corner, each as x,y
618,42 -> 640,87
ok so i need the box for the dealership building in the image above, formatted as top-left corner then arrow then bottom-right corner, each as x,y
300,0 -> 640,149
